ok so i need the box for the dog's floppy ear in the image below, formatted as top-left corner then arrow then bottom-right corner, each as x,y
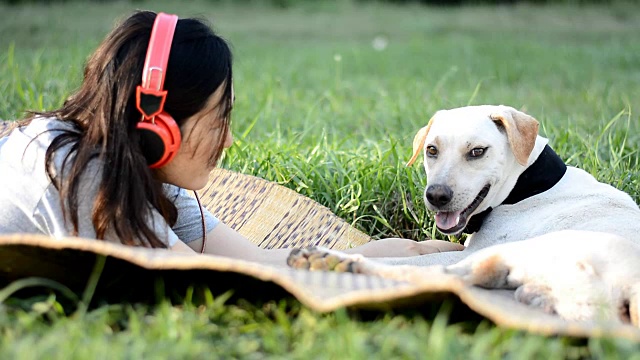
490,107 -> 539,166
406,118 -> 434,166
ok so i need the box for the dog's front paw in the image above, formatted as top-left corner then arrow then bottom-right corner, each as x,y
286,246 -> 364,273
514,283 -> 557,315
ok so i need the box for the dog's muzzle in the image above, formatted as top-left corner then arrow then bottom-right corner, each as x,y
432,184 -> 491,235
426,184 -> 453,207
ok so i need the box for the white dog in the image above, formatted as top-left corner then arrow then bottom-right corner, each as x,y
288,105 -> 640,326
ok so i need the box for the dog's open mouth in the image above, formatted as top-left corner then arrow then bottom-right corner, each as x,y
435,184 -> 490,235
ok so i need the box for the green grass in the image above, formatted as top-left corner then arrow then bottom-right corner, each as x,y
1,0 -> 640,357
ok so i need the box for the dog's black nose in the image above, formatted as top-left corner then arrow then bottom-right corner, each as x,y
426,184 -> 453,207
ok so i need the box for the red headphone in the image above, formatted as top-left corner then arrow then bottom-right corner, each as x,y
136,12 -> 181,169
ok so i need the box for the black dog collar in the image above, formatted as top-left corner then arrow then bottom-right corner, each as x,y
462,145 -> 567,234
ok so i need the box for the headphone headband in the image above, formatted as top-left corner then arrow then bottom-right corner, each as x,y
136,12 -> 178,120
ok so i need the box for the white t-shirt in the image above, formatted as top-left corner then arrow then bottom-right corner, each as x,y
0,117 -> 219,247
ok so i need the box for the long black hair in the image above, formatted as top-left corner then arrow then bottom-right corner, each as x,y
25,11 -> 233,247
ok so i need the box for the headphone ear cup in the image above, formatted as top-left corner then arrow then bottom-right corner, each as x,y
137,112 -> 182,168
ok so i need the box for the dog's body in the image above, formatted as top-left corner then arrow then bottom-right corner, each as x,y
289,105 -> 640,326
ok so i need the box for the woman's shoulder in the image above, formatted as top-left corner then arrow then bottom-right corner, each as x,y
21,116 -> 79,139
0,116 -> 95,176
1,117 -> 77,148
2,117 -> 71,159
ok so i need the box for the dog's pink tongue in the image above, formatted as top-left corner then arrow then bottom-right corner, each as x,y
435,211 -> 462,230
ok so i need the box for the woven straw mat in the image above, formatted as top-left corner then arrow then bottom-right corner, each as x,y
1,120 -> 639,341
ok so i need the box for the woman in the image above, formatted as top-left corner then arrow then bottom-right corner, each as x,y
0,11 -> 463,265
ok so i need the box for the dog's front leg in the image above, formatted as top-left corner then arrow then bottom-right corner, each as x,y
442,231 -> 640,324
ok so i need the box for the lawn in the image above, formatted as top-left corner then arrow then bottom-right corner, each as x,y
1,0 -> 640,358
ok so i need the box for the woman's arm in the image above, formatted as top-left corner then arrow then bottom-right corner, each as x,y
178,222 -> 464,266
170,240 -> 199,254
182,223 -> 296,265
165,187 -> 463,264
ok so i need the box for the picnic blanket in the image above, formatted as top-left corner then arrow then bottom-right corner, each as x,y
1,120 -> 639,341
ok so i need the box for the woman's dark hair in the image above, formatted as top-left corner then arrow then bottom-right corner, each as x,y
25,11 -> 233,247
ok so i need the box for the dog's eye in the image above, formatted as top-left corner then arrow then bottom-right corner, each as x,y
426,146 -> 438,157
469,147 -> 486,158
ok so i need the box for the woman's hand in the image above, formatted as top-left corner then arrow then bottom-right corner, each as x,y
342,238 -> 464,258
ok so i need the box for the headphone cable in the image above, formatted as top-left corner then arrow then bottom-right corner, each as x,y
193,190 -> 207,254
